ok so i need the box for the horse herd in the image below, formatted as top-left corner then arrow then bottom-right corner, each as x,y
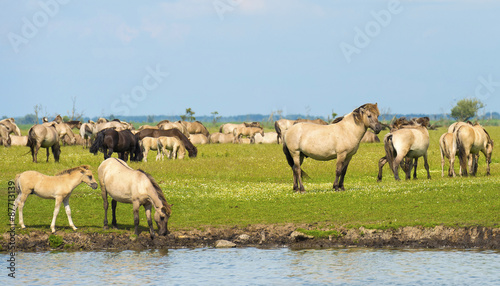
4,103 -> 495,238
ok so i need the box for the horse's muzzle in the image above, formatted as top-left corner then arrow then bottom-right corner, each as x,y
90,182 -> 98,189
373,123 -> 383,134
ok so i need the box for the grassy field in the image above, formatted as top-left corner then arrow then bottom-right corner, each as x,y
1,125 -> 499,236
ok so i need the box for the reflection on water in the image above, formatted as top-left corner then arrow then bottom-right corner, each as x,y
4,248 -> 500,285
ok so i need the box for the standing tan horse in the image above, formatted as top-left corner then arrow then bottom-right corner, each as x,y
456,123 -> 493,176
283,103 -> 382,192
378,123 -> 431,181
80,122 -> 95,148
12,165 -> 98,233
233,126 -> 264,143
98,158 -> 172,239
139,137 -> 161,162
27,123 -> 61,163
439,132 -> 458,177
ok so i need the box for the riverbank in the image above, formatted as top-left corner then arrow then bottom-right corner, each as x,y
3,225 -> 500,252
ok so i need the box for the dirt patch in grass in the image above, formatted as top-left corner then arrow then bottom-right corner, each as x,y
3,224 -> 500,252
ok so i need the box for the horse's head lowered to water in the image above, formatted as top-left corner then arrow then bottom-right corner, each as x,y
353,103 -> 382,134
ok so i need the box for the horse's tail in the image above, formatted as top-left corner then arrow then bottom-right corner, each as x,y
89,130 -> 105,155
274,121 -> 281,143
282,141 -> 309,179
14,174 -> 22,195
219,124 -> 224,133
384,134 -> 396,174
26,127 -> 36,148
456,126 -> 468,176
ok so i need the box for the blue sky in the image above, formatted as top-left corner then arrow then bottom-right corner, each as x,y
1,0 -> 499,119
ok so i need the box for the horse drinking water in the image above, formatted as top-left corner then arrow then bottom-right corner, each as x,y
98,158 -> 172,239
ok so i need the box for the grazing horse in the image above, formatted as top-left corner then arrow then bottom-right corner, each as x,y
98,158 -> 172,239
181,121 -> 210,137
0,124 -> 11,146
283,103 -> 382,192
233,126 -> 264,143
456,123 -> 494,176
157,136 -> 186,159
378,122 -> 431,181
90,128 -> 142,161
49,122 -> 77,145
12,165 -> 98,233
27,123 -> 61,163
0,118 -> 22,136
135,128 -> 197,158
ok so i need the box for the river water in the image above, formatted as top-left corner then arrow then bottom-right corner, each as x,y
3,248 -> 500,285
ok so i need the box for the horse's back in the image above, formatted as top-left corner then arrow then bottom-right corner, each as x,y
285,123 -> 341,160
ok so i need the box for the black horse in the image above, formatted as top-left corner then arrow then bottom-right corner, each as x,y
135,128 -> 197,158
90,128 -> 143,161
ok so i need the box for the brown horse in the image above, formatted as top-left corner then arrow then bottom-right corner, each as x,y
283,103 -> 382,192
456,123 -> 494,176
98,158 -> 172,239
27,123 -> 61,163
135,128 -> 197,158
90,128 -> 142,161
12,165 -> 98,233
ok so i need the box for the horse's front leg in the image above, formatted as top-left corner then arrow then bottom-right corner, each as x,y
111,199 -> 118,229
102,192 -> 109,230
377,156 -> 387,182
63,197 -> 77,231
50,197 -> 64,233
46,147 -> 50,162
132,201 -> 141,236
144,204 -> 155,239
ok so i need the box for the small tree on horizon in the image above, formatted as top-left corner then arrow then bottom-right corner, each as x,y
180,108 -> 196,122
211,111 -> 221,126
450,98 -> 484,121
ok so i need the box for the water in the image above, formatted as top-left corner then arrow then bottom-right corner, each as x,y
3,248 -> 500,285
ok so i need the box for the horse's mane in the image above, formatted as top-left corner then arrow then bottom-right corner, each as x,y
137,169 -> 171,214
56,165 -> 91,176
352,103 -> 379,124
331,116 -> 344,124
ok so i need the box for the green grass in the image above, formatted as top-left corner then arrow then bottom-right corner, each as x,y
1,126 -> 499,235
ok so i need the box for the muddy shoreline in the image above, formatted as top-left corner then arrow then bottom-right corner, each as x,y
3,225 -> 500,252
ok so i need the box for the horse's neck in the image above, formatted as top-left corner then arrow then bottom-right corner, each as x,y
342,113 -> 367,139
59,173 -> 84,189
148,190 -> 165,210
